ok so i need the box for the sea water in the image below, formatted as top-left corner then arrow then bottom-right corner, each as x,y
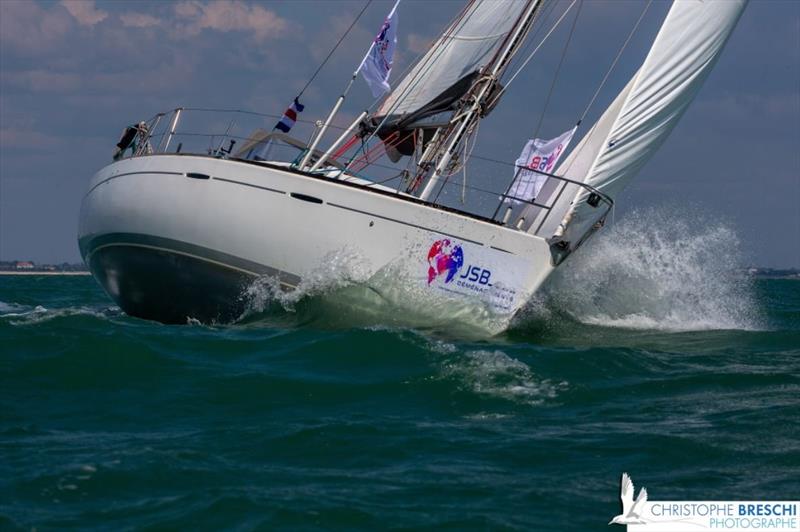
2,210 -> 798,530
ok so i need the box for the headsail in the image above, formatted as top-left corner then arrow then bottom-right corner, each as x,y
530,0 -> 748,250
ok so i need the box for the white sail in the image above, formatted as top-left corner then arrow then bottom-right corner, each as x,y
535,0 -> 747,247
375,0 -> 530,124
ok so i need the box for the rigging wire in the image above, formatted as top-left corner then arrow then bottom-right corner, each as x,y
362,0 -> 473,116
532,0 -> 582,139
413,0 -> 545,198
296,0 -> 374,100
485,0 -> 578,112
504,0 -> 558,75
533,0 -> 652,236
577,0 -> 652,124
557,0 -> 653,179
344,0 -> 653,209
490,0 -> 582,220
181,107 -> 348,132
341,0 -> 482,172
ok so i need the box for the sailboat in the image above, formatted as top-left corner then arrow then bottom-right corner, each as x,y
78,0 -> 747,327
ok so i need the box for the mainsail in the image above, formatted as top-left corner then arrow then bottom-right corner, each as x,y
369,0 -> 531,137
531,0 -> 748,249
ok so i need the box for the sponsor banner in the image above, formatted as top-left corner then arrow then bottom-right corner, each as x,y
506,126 -> 576,204
423,238 -> 529,313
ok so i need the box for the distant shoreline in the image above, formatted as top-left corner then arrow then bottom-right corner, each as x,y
0,271 -> 90,276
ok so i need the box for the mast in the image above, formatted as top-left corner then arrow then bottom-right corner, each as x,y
417,0 -> 542,201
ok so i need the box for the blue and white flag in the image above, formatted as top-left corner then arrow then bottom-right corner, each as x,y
360,1 -> 399,98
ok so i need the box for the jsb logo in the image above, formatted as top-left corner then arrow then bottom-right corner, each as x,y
459,265 -> 492,286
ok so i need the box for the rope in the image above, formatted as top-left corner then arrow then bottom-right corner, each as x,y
433,117 -> 479,204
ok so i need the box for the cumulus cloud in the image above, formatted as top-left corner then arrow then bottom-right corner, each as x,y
173,0 -> 288,41
0,128 -> 65,149
6,70 -> 82,92
119,12 -> 161,28
0,113 -> 64,149
0,1 -> 73,54
309,14 -> 372,63
60,0 -> 108,27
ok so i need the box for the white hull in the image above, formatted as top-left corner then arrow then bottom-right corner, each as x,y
79,154 -> 556,327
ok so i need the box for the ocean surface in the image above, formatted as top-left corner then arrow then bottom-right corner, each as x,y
2,215 -> 799,530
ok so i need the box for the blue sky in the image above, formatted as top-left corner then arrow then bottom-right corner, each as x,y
0,0 -> 798,267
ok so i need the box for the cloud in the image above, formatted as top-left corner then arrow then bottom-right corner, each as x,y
6,70 -> 82,92
309,13 -> 372,63
0,128 -> 65,150
0,1 -> 73,54
0,113 -> 64,150
120,12 -> 161,28
60,0 -> 108,27
5,56 -> 198,96
173,0 -> 288,41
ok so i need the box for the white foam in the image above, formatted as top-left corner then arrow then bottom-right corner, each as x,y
5,305 -> 120,326
441,350 -> 565,405
240,247 -> 373,316
237,248 -> 513,337
0,303 -> 48,320
0,300 -> 41,315
541,207 -> 763,332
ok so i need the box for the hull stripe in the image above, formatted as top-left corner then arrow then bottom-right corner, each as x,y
80,232 -> 300,288
326,202 -> 484,246
86,171 -> 183,197
213,177 -> 285,195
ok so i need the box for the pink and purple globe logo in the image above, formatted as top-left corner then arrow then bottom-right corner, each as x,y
427,239 -> 464,285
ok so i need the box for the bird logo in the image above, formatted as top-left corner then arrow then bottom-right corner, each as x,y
609,473 -> 648,526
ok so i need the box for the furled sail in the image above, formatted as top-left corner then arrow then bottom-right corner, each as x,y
370,0 -> 530,134
530,0 -> 748,249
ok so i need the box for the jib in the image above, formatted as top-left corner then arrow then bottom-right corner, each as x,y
459,265 -> 492,285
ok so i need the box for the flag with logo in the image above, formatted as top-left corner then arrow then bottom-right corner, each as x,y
360,0 -> 399,98
506,126 -> 577,205
274,97 -> 305,133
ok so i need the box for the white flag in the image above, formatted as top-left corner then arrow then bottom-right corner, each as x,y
506,126 -> 577,205
360,1 -> 399,98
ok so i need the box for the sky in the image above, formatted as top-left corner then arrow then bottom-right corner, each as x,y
0,0 -> 798,267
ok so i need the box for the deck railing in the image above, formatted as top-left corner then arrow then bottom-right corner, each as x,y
117,107 -> 612,250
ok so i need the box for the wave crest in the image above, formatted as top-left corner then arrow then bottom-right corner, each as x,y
441,350 -> 566,405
